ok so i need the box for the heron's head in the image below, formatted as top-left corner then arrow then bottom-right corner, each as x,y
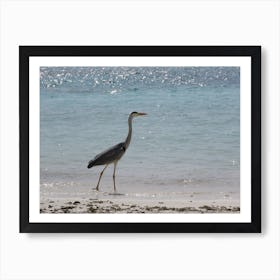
130,111 -> 147,118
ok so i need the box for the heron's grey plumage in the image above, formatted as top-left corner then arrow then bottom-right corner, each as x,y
87,111 -> 147,192
87,142 -> 126,168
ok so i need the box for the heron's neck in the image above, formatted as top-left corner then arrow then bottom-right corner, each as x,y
125,115 -> 133,149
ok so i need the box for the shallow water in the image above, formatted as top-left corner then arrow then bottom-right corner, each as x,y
40,67 -> 240,201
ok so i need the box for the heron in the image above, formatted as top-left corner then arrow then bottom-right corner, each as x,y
87,112 -> 147,192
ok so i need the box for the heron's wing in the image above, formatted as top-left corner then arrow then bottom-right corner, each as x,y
88,142 -> 126,168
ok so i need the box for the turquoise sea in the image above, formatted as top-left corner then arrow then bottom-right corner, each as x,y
40,67 -> 240,201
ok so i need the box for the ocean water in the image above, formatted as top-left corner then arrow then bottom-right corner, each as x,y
40,67 -> 240,201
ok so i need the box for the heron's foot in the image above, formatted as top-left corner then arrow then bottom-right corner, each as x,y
108,192 -> 124,196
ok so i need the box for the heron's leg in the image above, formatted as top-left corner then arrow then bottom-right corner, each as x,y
96,164 -> 108,191
113,161 -> 118,192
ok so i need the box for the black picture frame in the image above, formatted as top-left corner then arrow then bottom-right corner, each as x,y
20,46 -> 261,233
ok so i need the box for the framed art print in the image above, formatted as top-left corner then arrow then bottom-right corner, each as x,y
19,46 -> 261,233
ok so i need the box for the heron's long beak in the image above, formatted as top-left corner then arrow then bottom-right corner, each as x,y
137,112 -> 147,116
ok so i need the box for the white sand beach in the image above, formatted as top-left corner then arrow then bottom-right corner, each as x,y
40,188 -> 240,214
